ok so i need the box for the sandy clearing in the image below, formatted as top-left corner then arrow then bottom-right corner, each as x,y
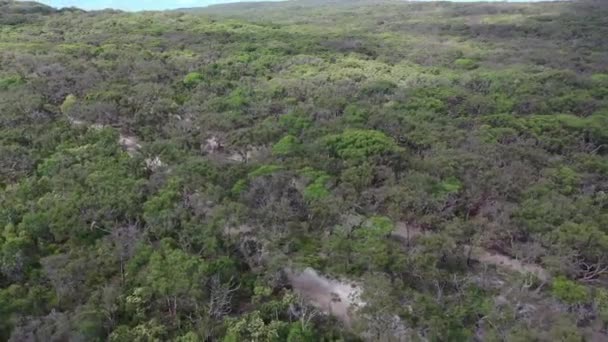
391,221 -> 426,242
118,134 -> 141,155
286,267 -> 364,325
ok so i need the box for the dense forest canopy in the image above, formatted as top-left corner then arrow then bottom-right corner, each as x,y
1,0 -> 608,340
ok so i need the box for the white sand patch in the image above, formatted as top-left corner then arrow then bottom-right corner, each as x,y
119,134 -> 141,155
391,221 -> 426,242
227,153 -> 245,163
205,143 -> 269,165
90,123 -> 106,130
203,136 -> 222,153
145,156 -> 163,171
67,116 -> 85,126
286,268 -> 364,324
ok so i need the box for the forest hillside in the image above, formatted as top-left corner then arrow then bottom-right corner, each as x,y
1,0 -> 608,340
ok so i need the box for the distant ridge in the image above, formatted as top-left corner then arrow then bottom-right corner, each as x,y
175,1 -> 289,13
1,0 -> 55,13
0,0 -> 59,24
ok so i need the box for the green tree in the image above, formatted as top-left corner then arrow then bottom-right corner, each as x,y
223,311 -> 286,342
145,240 -> 208,317
286,323 -> 316,342
352,216 -> 394,272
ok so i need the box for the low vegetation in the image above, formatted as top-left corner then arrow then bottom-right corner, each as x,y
1,0 -> 608,340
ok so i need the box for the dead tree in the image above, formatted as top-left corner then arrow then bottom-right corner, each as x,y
207,275 -> 240,319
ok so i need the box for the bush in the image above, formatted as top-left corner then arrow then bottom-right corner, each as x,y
360,79 -> 397,96
303,175 -> 330,201
551,277 -> 589,304
434,176 -> 462,195
279,112 -> 312,135
324,129 -> 402,161
272,135 -> 299,156
183,72 -> 204,87
453,58 -> 478,70
60,94 -> 77,114
249,164 -> 283,178
0,75 -> 23,90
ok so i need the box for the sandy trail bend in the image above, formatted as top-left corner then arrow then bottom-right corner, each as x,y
466,246 -> 549,282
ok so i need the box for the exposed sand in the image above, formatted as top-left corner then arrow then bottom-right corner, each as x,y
286,268 -> 364,324
388,220 -> 549,282
67,116 -> 85,126
118,134 -> 141,155
145,156 -> 163,171
389,221 -> 549,281
467,246 -> 549,282
391,221 -> 426,242
208,146 -> 270,164
67,117 -> 142,156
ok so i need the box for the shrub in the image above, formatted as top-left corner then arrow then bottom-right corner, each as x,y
551,277 -> 589,304
303,175 -> 330,201
434,176 -> 462,195
182,72 -> 204,87
272,135 -> 299,156
324,129 -> 401,160
591,73 -> 608,86
0,75 -> 23,90
60,94 -> 77,114
360,79 -> 397,96
453,58 -> 479,70
551,166 -> 580,194
279,112 -> 312,135
343,104 -> 369,125
248,164 -> 283,178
